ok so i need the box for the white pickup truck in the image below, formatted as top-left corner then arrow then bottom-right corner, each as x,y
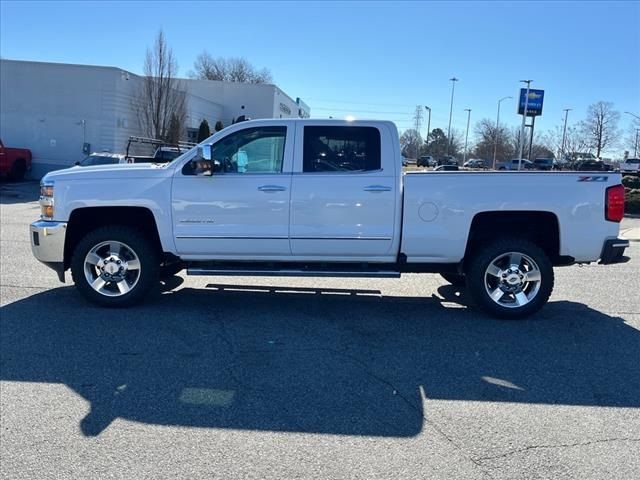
30,119 -> 630,319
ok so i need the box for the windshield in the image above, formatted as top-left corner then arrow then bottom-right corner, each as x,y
79,155 -> 122,166
625,159 -> 640,164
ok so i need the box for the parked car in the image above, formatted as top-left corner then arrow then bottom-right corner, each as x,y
0,138 -> 32,180
75,153 -> 128,167
417,155 -> 435,167
401,155 -> 408,167
620,158 -> 640,175
575,159 -> 611,171
31,119 -> 629,319
463,159 -> 487,169
434,164 -> 459,171
496,159 -> 535,170
533,158 -> 558,170
437,155 -> 458,166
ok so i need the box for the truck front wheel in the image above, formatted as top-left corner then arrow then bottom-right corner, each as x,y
466,238 -> 554,319
71,226 -> 159,307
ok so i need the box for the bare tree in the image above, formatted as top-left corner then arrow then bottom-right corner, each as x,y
508,126 -> 550,160
190,52 -> 273,84
624,119 -> 640,157
472,118 -> 511,162
134,30 -> 187,141
543,124 -> 590,162
581,101 -> 620,158
400,129 -> 422,158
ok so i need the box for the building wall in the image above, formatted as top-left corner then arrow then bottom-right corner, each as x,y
0,59 -> 307,178
183,79 -> 310,127
1,60 -> 125,177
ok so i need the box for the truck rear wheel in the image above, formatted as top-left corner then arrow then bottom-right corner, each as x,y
71,226 -> 159,307
466,238 -> 554,319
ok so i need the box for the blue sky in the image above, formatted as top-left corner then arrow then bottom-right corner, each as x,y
1,0 -> 639,154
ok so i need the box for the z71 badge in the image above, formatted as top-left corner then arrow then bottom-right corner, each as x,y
578,176 -> 608,182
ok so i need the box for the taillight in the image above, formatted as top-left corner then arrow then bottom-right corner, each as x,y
605,184 -> 625,222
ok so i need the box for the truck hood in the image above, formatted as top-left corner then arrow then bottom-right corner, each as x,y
42,162 -> 174,182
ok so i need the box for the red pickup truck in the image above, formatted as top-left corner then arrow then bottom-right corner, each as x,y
0,139 -> 32,180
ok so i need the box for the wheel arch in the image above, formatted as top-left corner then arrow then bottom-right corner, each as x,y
64,206 -> 164,269
463,210 -> 568,267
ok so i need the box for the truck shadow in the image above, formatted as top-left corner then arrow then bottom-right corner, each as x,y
1,282 -> 638,437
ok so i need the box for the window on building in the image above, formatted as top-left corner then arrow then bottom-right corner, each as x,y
186,128 -> 198,143
303,126 -> 381,173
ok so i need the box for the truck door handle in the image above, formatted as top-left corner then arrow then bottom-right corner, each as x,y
258,185 -> 287,192
364,185 -> 392,192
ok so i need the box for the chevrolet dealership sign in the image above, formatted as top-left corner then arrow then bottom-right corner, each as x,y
518,89 -> 544,116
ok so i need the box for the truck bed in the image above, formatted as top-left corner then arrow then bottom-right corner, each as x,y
401,171 -> 621,263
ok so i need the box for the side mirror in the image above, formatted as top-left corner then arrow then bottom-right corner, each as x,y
198,144 -> 213,161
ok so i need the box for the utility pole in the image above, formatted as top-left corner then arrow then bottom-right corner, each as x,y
463,108 -> 472,163
560,108 -> 571,164
413,105 -> 423,160
447,77 -> 458,155
518,79 -> 533,170
424,106 -> 431,154
493,96 -> 512,169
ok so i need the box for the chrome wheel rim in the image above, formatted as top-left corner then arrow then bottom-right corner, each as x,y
84,241 -> 141,297
484,251 -> 541,309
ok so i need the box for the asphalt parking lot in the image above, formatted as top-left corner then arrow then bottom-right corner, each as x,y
1,181 -> 639,480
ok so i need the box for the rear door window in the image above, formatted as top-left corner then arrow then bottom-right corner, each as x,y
303,126 -> 381,173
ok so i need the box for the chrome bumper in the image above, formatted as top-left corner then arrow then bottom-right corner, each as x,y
30,220 -> 67,281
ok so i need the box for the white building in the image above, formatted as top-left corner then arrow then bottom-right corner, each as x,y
0,59 -> 310,178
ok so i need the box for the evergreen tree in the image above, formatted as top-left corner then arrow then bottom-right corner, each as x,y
166,113 -> 182,144
197,119 -> 211,142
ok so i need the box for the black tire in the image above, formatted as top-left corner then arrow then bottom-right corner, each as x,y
466,238 -> 554,319
440,272 -> 466,287
9,159 -> 26,181
71,226 -> 159,307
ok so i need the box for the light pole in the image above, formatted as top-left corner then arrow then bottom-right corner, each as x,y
447,77 -> 458,155
463,108 -> 472,163
560,108 -> 571,164
424,106 -> 431,154
518,80 -> 533,170
493,96 -> 512,169
625,111 -> 640,121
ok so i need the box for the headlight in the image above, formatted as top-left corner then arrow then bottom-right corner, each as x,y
41,184 -> 54,197
40,181 -> 54,220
